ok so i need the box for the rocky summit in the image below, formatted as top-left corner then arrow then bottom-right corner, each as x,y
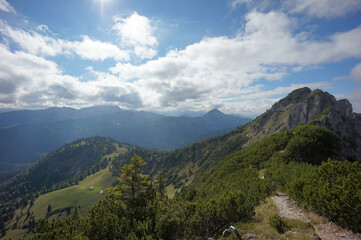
243,87 -> 361,161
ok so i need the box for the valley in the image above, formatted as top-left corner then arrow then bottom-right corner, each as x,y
0,88 -> 360,239
0,107 -> 250,171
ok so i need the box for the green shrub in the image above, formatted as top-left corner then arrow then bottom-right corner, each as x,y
269,214 -> 288,233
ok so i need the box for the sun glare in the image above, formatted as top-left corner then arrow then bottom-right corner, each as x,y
95,0 -> 112,15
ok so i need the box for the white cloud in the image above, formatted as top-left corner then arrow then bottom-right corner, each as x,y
0,21 -> 129,61
349,63 -> 361,83
0,21 -> 65,56
108,11 -> 361,115
235,82 -> 331,100
0,43 -> 78,106
36,24 -> 57,35
241,12 -> 361,66
0,43 -> 141,109
284,0 -> 361,18
229,0 -> 272,11
338,86 -> 361,113
348,87 -> 361,113
221,98 -> 278,117
112,12 -> 158,59
1,10 -> 361,116
0,0 -> 15,13
229,0 -> 252,9
70,36 -> 130,61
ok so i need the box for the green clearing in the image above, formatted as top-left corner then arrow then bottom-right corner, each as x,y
30,166 -> 115,220
1,229 -> 29,240
27,144 -> 128,221
2,144 -> 127,239
3,168 -> 115,240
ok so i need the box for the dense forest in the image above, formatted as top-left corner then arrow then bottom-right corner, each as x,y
28,125 -> 361,239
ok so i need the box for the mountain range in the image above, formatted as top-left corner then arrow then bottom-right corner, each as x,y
141,87 -> 361,189
0,107 -> 250,171
1,87 -> 360,239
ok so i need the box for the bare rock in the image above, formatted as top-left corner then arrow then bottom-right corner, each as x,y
243,87 -> 361,161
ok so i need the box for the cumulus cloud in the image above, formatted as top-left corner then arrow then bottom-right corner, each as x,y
235,82 -> 331,100
1,10 -> 361,116
284,0 -> 361,18
0,12 -> 158,61
0,0 -> 15,13
108,11 -> 361,115
0,21 -> 129,61
0,43 -> 78,107
0,21 -> 65,56
0,43 -> 142,109
70,36 -> 130,61
216,82 -> 331,116
349,63 -> 361,83
112,12 -> 158,59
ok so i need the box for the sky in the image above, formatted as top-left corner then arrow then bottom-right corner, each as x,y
0,0 -> 361,117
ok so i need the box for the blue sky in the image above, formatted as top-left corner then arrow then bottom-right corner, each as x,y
0,0 -> 360,117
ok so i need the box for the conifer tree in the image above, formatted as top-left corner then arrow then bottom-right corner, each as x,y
158,172 -> 166,196
70,205 -> 81,220
106,154 -> 150,200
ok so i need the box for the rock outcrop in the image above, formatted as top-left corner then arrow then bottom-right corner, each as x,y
243,87 -> 361,161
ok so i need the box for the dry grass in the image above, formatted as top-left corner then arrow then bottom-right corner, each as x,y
219,197 -> 317,240
165,183 -> 177,198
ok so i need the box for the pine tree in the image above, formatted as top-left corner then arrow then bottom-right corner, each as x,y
106,154 -> 150,200
158,172 -> 166,196
46,204 -> 52,218
70,205 -> 81,220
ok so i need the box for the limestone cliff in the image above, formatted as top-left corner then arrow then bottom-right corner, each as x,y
242,87 -> 361,161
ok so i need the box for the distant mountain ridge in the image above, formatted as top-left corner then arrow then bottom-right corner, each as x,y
0,106 -> 251,171
0,106 -> 152,128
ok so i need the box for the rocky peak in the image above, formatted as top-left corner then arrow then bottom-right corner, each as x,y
203,109 -> 225,118
243,87 -> 361,161
270,87 -> 311,112
336,99 -> 353,118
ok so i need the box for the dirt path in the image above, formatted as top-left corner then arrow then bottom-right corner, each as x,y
271,193 -> 309,222
272,192 -> 361,240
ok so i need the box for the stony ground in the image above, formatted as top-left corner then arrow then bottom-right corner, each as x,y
272,193 -> 361,240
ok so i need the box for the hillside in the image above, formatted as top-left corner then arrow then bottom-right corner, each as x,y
4,167 -> 115,239
0,137 -> 145,236
1,87 -> 361,239
145,87 -> 361,192
0,107 -> 250,171
17,124 -> 361,240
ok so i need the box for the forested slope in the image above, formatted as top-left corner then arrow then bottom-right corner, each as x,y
0,137 -> 144,237
27,125 -> 361,239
